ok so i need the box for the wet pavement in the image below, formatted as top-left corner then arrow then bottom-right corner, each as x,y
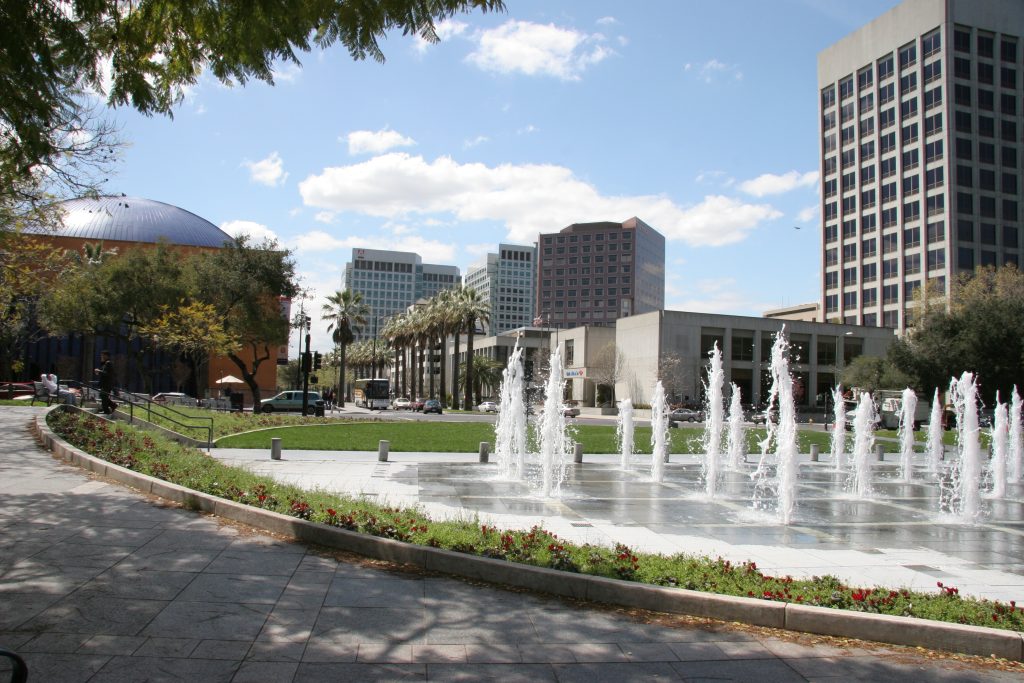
3,406 -> 1024,681
214,447 -> 1024,604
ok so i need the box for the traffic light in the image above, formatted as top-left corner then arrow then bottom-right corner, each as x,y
313,351 -> 322,370
301,351 -> 312,373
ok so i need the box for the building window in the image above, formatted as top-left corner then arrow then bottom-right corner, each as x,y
900,72 -> 917,93
881,132 -> 897,154
955,111 -> 972,134
880,107 -> 896,129
863,262 -> 878,283
878,54 -> 894,80
881,156 -> 897,178
1003,93 -> 1018,116
1002,38 -> 1017,62
922,30 -> 941,57
904,253 -> 921,275
825,271 -> 838,289
955,56 -> 971,79
882,234 -> 899,254
900,98 -> 918,119
955,83 -> 971,106
903,148 -> 920,171
925,139 -> 943,162
927,220 -> 945,242
860,92 -> 874,113
843,291 -> 858,309
1004,226 -> 1019,248
904,226 -> 921,248
883,310 -> 900,328
958,220 -> 974,241
862,238 -> 877,257
879,82 -> 895,104
899,43 -> 917,69
954,28 -> 971,53
883,284 -> 899,304
861,164 -> 876,184
926,194 -> 945,216
924,60 -> 942,83
902,175 -> 920,196
862,288 -> 878,307
926,166 -> 944,189
978,34 -> 994,59
858,67 -> 873,91
958,247 -> 975,271
924,86 -> 942,110
927,248 -> 946,270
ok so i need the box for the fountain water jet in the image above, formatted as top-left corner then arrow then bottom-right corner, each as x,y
1010,387 -> 1023,484
897,388 -> 918,482
650,381 -> 669,482
849,391 -> 877,498
701,343 -> 726,496
493,344 -> 528,480
945,372 -> 983,522
830,385 -> 847,470
617,398 -> 635,470
751,329 -> 799,524
725,384 -> 745,470
925,388 -> 944,474
537,347 -> 572,497
989,395 -> 1008,499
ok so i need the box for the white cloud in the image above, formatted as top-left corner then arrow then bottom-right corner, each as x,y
466,20 -> 612,81
414,19 -> 469,53
684,59 -> 743,84
797,205 -> 819,224
517,124 -> 538,135
738,170 -> 819,197
298,153 -> 781,247
290,229 -> 456,264
272,62 -> 303,83
463,135 -> 489,149
596,16 -> 618,26
345,128 -> 417,155
220,220 -> 279,242
242,151 -> 288,187
695,169 -> 735,187
465,242 -> 496,258
314,211 -> 336,224
666,278 -> 776,316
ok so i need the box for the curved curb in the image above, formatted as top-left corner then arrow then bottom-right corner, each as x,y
214,416 -> 392,446
31,412 -> 1024,662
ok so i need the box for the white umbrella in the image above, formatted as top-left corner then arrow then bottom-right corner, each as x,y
215,375 -> 244,384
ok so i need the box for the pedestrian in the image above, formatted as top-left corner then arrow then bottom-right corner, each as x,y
94,351 -> 117,414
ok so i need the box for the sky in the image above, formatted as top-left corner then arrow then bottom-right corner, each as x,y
101,0 -> 903,356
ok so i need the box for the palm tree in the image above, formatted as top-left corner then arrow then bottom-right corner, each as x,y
321,289 -> 369,408
381,315 -> 404,397
458,355 -> 503,407
457,286 -> 491,410
433,289 -> 461,408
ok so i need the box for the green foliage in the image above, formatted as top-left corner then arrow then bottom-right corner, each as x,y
891,265 -> 1024,402
840,355 -> 913,393
47,408 -> 1024,633
2,1 -> 505,198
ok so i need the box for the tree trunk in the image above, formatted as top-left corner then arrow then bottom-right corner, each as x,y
439,333 -> 448,407
428,337 -> 436,399
463,318 -> 475,411
339,343 -> 347,407
451,335 -> 460,409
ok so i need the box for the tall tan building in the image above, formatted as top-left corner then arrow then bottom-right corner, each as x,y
819,0 -> 1024,330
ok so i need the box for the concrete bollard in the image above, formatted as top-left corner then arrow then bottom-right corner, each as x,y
574,443 -> 583,463
378,440 -> 390,462
479,442 -> 490,463
875,444 -> 885,461
810,443 -> 819,462
271,437 -> 281,461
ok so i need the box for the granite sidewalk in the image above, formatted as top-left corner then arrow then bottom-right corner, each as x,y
2,407 -> 1021,682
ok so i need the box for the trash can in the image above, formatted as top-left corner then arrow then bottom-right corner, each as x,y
229,392 -> 244,412
314,400 -> 325,417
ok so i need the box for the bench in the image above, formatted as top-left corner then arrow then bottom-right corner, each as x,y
30,381 -> 57,406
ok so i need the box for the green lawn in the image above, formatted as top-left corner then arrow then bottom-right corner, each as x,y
216,421 -> 841,454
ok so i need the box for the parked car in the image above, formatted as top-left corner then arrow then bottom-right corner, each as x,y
411,397 -> 426,411
668,408 -> 703,426
392,397 -> 411,410
422,399 -> 443,414
750,409 -> 779,425
478,401 -> 498,413
260,390 -> 323,415
563,402 -> 580,418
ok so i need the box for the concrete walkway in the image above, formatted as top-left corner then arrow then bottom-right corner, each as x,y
1,407 -> 1020,682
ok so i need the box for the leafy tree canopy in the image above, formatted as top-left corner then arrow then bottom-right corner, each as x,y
889,265 -> 1024,402
2,0 -> 505,190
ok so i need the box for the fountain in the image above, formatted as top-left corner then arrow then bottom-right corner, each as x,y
849,391 -> 877,498
537,347 -> 572,497
989,395 -> 1008,499
493,344 -> 528,480
1010,387 -> 1023,484
650,380 -> 669,482
751,329 -> 799,524
925,388 -> 944,474
897,387 -> 918,482
830,385 -> 847,470
702,343 -> 726,496
617,398 -> 635,470
945,372 -> 983,522
725,384 -> 745,470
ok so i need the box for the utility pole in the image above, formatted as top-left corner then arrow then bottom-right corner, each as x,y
301,321 -> 312,415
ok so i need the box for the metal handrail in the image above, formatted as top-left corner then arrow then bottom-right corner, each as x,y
0,647 -> 27,683
74,380 -> 214,449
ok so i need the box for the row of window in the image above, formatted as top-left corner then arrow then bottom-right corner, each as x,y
543,232 -> 631,244
954,27 -> 1019,63
539,297 -> 631,308
542,242 -> 632,255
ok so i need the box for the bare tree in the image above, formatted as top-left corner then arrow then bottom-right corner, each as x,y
590,342 -> 626,406
658,353 -> 691,405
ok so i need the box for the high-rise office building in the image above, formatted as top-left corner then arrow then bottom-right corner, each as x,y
819,0 -> 1024,331
536,217 -> 665,329
343,248 -> 460,341
464,243 -> 537,334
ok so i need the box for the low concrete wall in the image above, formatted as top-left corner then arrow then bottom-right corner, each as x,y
31,409 -> 1024,661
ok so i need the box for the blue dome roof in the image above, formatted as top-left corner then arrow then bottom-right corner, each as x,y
48,196 -> 232,248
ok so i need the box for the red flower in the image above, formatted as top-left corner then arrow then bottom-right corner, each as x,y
851,591 -> 865,602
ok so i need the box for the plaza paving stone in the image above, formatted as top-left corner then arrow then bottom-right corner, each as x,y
0,406 -> 1021,681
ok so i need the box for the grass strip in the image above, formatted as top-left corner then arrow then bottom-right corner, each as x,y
216,422 -> 851,454
46,408 -> 1023,632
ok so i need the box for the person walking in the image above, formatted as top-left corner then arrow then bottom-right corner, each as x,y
94,351 -> 117,414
